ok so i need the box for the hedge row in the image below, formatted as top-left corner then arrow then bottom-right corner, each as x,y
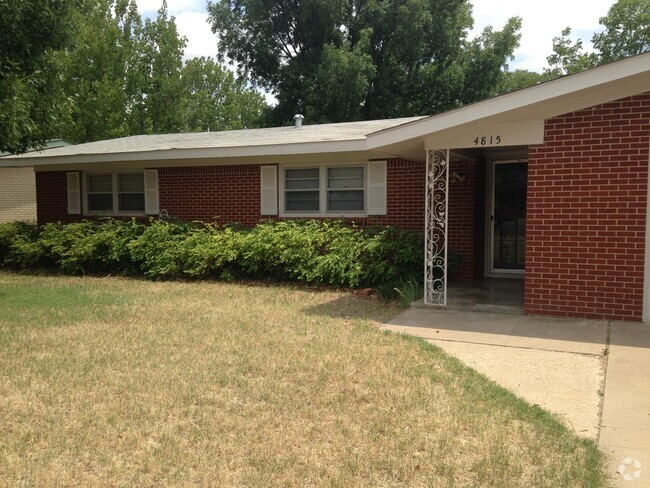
0,219 -> 429,289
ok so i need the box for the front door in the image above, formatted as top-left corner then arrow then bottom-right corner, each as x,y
490,161 -> 528,273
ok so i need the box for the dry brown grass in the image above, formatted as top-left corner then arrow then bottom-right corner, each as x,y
0,273 -> 606,487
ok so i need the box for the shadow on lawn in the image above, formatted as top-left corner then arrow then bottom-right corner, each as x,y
301,293 -> 401,323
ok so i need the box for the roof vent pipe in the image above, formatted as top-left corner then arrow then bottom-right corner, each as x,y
294,114 -> 304,128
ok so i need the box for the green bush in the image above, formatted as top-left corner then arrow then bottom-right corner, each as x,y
37,219 -> 145,275
0,221 -> 44,269
180,225 -> 243,280
0,218 -> 437,288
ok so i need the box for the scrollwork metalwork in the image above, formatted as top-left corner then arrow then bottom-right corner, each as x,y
424,149 -> 449,306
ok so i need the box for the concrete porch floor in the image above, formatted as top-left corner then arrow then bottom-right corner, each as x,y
414,278 -> 525,314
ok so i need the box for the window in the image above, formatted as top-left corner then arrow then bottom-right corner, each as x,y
85,172 -> 146,214
118,173 -> 145,211
87,174 -> 114,212
327,167 -> 364,211
285,168 -> 320,211
282,165 -> 366,215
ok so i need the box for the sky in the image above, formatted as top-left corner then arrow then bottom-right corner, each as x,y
136,0 -> 616,72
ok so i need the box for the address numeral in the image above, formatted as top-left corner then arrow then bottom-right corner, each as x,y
473,135 -> 502,146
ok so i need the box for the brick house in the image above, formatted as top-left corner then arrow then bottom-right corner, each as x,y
2,53 -> 649,321
0,140 -> 71,223
0,167 -> 37,223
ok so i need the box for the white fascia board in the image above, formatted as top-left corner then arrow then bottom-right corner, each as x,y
0,139 -> 369,168
367,53 -> 650,150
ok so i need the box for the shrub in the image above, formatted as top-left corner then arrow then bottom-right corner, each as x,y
38,221 -> 103,274
180,224 -> 244,280
0,218 -> 441,289
37,219 -> 145,275
0,221 -> 44,269
127,219 -> 199,279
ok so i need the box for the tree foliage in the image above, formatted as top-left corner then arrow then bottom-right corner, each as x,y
181,57 -> 267,131
544,27 -> 597,78
58,0 -> 267,144
62,0 -> 186,141
544,0 -> 649,78
0,0 -> 77,154
128,1 -> 186,135
1,0 -> 266,149
62,0 -> 141,143
208,0 -> 522,124
592,0 -> 650,62
496,69 -> 545,94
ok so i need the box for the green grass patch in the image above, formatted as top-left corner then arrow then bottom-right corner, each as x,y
0,277 -> 131,330
0,272 -> 607,487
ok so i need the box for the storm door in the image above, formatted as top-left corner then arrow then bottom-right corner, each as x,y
490,161 -> 527,273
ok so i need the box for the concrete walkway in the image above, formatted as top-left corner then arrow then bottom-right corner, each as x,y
381,307 -> 650,486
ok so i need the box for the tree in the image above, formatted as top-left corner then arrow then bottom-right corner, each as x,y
592,0 -> 650,62
0,0 -> 76,154
62,0 -> 188,142
302,37 -> 376,123
447,18 -> 523,105
62,0 -> 142,143
60,0 -> 264,143
127,0 -> 186,135
544,27 -> 597,78
208,0 -> 521,124
181,57 -> 267,131
496,70 -> 545,94
543,0 -> 648,79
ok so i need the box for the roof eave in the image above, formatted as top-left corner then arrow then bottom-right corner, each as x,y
367,53 -> 650,150
0,138 -> 371,167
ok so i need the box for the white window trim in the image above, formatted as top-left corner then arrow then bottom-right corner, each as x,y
83,170 -> 147,216
279,162 -> 369,218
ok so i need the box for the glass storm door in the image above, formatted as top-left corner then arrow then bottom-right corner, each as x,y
491,161 -> 527,272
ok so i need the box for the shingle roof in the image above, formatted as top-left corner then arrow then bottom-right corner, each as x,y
2,117 -> 424,160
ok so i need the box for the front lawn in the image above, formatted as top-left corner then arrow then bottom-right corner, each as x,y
0,273 -> 607,486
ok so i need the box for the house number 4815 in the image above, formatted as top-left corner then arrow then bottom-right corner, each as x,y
473,135 -> 502,146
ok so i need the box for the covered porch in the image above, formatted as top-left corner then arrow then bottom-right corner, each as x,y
414,278 -> 525,314
364,58 -> 650,320
423,145 -> 529,310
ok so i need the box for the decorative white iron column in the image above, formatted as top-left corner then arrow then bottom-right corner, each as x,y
424,149 -> 449,305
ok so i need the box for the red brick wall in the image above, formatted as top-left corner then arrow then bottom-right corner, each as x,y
526,92 -> 650,321
34,159 -> 428,232
383,158 -> 425,230
158,159 -> 427,230
36,171 -> 80,224
158,165 -> 261,225
448,160 -> 477,281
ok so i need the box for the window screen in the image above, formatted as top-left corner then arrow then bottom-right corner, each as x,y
327,167 -> 364,211
87,174 -> 113,212
118,173 -> 145,212
285,168 -> 320,211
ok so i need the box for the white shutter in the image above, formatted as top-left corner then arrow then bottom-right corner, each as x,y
144,169 -> 159,215
367,160 -> 387,215
260,165 -> 278,215
66,172 -> 81,215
